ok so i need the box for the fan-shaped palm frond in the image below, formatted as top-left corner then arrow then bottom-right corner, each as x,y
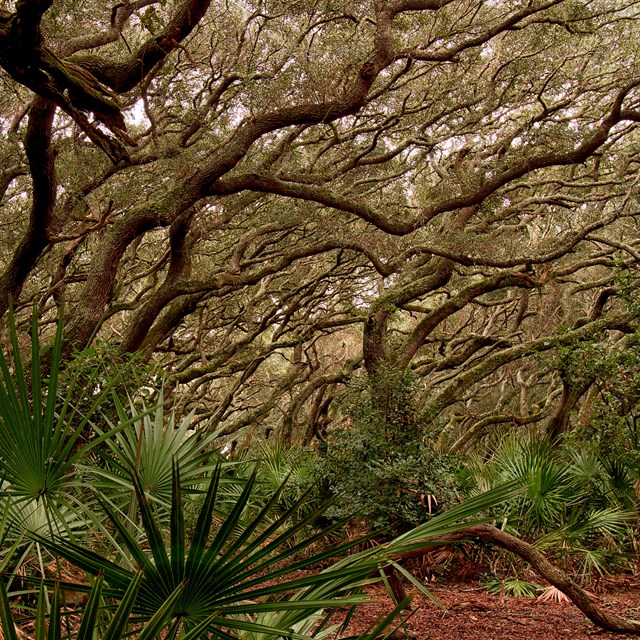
0,571 -> 182,640
38,463 -> 380,638
85,393 -> 227,510
0,306 -> 159,579
0,305 -> 152,511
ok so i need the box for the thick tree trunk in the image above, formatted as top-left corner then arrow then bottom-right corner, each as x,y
0,97 -> 56,317
118,211 -> 195,354
546,378 -> 592,441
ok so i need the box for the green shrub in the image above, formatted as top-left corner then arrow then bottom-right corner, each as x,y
34,464 -> 386,639
482,574 -> 541,598
317,370 -> 460,535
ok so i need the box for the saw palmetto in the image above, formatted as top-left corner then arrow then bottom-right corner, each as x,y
38,462 -> 379,639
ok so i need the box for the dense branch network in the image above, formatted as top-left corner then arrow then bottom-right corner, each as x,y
1,0 -> 640,446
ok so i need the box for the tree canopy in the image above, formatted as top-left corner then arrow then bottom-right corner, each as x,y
2,0 -> 640,446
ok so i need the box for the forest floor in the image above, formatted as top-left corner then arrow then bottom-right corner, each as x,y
338,575 -> 640,640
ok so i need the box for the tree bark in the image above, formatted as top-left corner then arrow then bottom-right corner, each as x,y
0,97 -> 56,316
546,378 -> 592,442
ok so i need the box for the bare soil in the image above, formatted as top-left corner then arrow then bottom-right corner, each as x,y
340,576 -> 640,640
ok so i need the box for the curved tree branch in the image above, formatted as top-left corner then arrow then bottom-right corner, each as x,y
73,0 -> 211,93
71,0 -> 212,93
392,524 -> 640,634
0,0 -> 214,162
422,314 -> 633,421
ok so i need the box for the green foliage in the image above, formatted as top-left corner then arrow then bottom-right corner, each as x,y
4,470 -> 522,640
554,338 -> 610,386
0,573 -> 159,640
0,303 -> 539,640
0,305 -> 153,578
0,572 -> 410,640
57,341 -> 158,430
247,441 -> 319,522
551,324 -> 640,461
461,435 -> 636,579
36,463 -> 379,638
0,306 -> 91,510
85,394 -> 223,510
585,341 -> 640,455
552,269 -> 640,453
317,370 -> 459,535
482,575 -> 541,598
254,441 -> 316,500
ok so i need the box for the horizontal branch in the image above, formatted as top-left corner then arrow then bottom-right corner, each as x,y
422,314 -> 633,420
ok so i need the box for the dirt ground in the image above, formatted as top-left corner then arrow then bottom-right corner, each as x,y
339,576 -> 640,640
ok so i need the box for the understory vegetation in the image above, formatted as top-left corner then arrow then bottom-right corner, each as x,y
1,310 -> 640,639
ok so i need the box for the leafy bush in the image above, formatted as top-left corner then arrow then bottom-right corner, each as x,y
551,284 -> 640,456
57,340 -> 159,428
36,464 -> 383,639
317,370 -> 460,535
0,471 -> 524,640
0,306 -> 152,578
85,394 -> 223,509
482,574 -> 541,598
223,440 -> 319,522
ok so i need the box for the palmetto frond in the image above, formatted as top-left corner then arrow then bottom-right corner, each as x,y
85,393 -> 228,510
0,305 -> 154,509
38,462 -> 379,638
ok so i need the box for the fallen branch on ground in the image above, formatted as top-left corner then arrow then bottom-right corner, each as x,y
389,524 -> 640,635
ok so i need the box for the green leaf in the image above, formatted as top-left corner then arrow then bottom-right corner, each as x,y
132,473 -> 172,588
47,587 -> 60,640
103,570 -> 144,640
137,582 -> 186,640
170,461 -> 185,583
34,582 -> 46,640
0,576 -> 18,640
76,573 -> 104,640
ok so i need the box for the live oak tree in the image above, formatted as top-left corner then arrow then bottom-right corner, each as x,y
2,0 -> 640,447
